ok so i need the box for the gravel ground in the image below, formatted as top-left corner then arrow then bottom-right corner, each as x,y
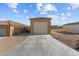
5,35 -> 79,56
51,30 -> 79,48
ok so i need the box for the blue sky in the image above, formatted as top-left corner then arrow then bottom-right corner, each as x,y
0,3 -> 79,26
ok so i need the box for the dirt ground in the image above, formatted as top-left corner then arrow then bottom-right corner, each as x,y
0,33 -> 30,55
51,29 -> 79,49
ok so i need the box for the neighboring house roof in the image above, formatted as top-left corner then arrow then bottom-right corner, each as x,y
0,21 -> 9,26
63,22 -> 79,26
0,20 -> 28,27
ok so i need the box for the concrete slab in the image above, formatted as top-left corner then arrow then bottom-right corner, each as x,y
5,35 -> 79,56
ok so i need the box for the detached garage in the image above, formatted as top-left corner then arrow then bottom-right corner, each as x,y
30,18 -> 51,34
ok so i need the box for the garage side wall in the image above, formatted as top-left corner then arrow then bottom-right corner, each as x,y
48,20 -> 51,34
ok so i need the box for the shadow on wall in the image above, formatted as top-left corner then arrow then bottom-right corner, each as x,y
14,27 -> 31,36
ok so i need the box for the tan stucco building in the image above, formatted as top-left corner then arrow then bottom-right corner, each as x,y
63,22 -> 79,33
30,17 -> 51,34
0,20 -> 28,37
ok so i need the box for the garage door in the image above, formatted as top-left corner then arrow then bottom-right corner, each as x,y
73,28 -> 79,33
33,22 -> 48,34
0,28 -> 7,36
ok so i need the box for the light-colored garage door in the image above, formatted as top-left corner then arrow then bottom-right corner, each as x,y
33,22 -> 48,34
73,28 -> 79,33
0,28 -> 7,36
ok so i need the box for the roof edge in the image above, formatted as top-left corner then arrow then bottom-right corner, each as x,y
29,17 -> 52,20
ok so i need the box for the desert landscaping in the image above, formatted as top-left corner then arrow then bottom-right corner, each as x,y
51,26 -> 79,49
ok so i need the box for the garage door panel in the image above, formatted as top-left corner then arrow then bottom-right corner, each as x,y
0,28 -> 7,36
33,22 -> 48,34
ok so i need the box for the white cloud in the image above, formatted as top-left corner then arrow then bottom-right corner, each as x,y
36,3 -> 57,15
7,3 -> 18,13
70,3 -> 79,9
44,4 -> 57,12
13,9 -> 18,13
30,5 -> 33,7
15,15 -> 22,18
59,12 -> 71,18
39,11 -> 47,15
36,3 -> 43,11
7,3 -> 18,9
26,16 -> 35,19
61,13 -> 65,16
0,19 -> 11,21
60,13 -> 67,20
67,12 -> 71,16
47,15 -> 58,24
47,14 -> 67,21
24,9 -> 28,14
47,15 -> 58,20
60,16 -> 67,20
27,16 -> 30,19
67,6 -> 71,10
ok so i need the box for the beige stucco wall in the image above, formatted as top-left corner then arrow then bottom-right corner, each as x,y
63,24 -> 79,33
9,26 -> 15,37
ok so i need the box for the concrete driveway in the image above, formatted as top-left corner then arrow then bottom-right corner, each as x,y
5,35 -> 79,56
